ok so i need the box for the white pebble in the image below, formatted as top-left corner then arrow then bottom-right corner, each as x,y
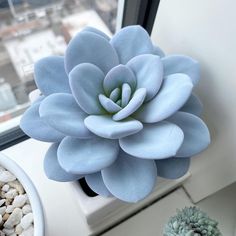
19,225 -> 34,236
12,195 -> 27,208
0,199 -> 6,206
20,213 -> 33,230
0,166 -> 34,235
0,172 -> 16,183
2,185 -> 10,192
5,205 -> 14,214
22,205 -> 32,215
4,208 -> 22,229
8,181 -> 24,195
0,206 -> 6,215
2,228 -> 14,235
4,189 -> 17,199
0,231 -> 5,236
15,224 -> 23,234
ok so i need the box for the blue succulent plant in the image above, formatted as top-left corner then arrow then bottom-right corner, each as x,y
20,25 -> 210,203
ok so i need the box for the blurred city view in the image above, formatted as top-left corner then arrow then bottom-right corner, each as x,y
0,0 -> 118,133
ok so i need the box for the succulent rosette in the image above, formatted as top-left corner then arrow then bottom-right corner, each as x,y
20,25 -> 210,203
164,207 -> 222,236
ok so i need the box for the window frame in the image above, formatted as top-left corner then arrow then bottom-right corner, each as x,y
0,126 -> 28,150
121,0 -> 160,34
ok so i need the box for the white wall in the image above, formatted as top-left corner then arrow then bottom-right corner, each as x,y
151,0 -> 236,202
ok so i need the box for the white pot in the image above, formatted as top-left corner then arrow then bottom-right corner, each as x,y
0,153 -> 44,236
70,173 -> 191,235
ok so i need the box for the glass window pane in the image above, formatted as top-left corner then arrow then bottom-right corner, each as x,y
0,0 -> 118,135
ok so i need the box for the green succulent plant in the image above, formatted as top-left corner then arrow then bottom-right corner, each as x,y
163,207 -> 222,236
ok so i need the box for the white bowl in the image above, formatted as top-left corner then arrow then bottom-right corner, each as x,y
0,153 -> 44,236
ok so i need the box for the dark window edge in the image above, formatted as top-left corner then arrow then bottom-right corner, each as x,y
122,0 -> 160,35
0,127 -> 29,151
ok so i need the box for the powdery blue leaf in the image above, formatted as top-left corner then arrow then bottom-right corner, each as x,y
133,73 -> 193,123
181,93 -> 203,116
110,25 -> 153,64
103,65 -> 136,95
116,99 -> 121,107
153,45 -> 165,58
167,112 -> 210,157
102,151 -> 157,202
127,54 -> 163,101
65,31 -> 119,74
155,157 -> 190,179
34,56 -> 71,96
44,143 -> 82,182
69,63 -> 105,115
39,93 -> 93,138
162,55 -> 200,85
20,102 -> 64,142
31,95 -> 44,105
98,94 -> 122,113
119,121 -> 184,159
58,137 -> 119,175
84,115 -> 143,139
85,172 -> 112,197
113,88 -> 146,121
82,26 -> 110,41
109,88 -> 121,102
121,83 -> 131,107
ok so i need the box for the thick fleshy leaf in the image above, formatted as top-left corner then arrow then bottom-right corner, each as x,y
29,89 -> 41,103
133,73 -> 193,123
121,83 -> 131,107
110,88 -> 121,102
153,45 -> 165,58
110,25 -> 153,64
44,143 -> 82,182
102,151 -> 157,203
34,56 -> 70,96
32,95 -> 44,105
65,31 -> 119,74
181,93 -> 203,116
119,121 -> 184,159
99,94 -> 121,113
69,63 -> 105,115
162,55 -> 200,85
39,93 -> 92,138
116,99 -> 121,107
167,112 -> 210,157
85,172 -> 112,197
82,26 -> 110,40
58,137 -> 119,174
103,65 -> 136,95
84,115 -> 143,139
113,88 -> 146,121
155,157 -> 190,179
20,102 -> 65,142
127,54 -> 163,101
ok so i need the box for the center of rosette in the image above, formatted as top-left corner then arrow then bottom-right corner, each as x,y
98,82 -> 147,121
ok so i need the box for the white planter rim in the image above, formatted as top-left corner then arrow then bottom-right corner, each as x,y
0,153 -> 44,236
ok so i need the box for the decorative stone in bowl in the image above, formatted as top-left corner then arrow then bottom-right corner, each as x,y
20,25 -> 210,203
0,153 -> 44,236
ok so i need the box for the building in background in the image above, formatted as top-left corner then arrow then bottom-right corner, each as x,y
0,0 -> 118,132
